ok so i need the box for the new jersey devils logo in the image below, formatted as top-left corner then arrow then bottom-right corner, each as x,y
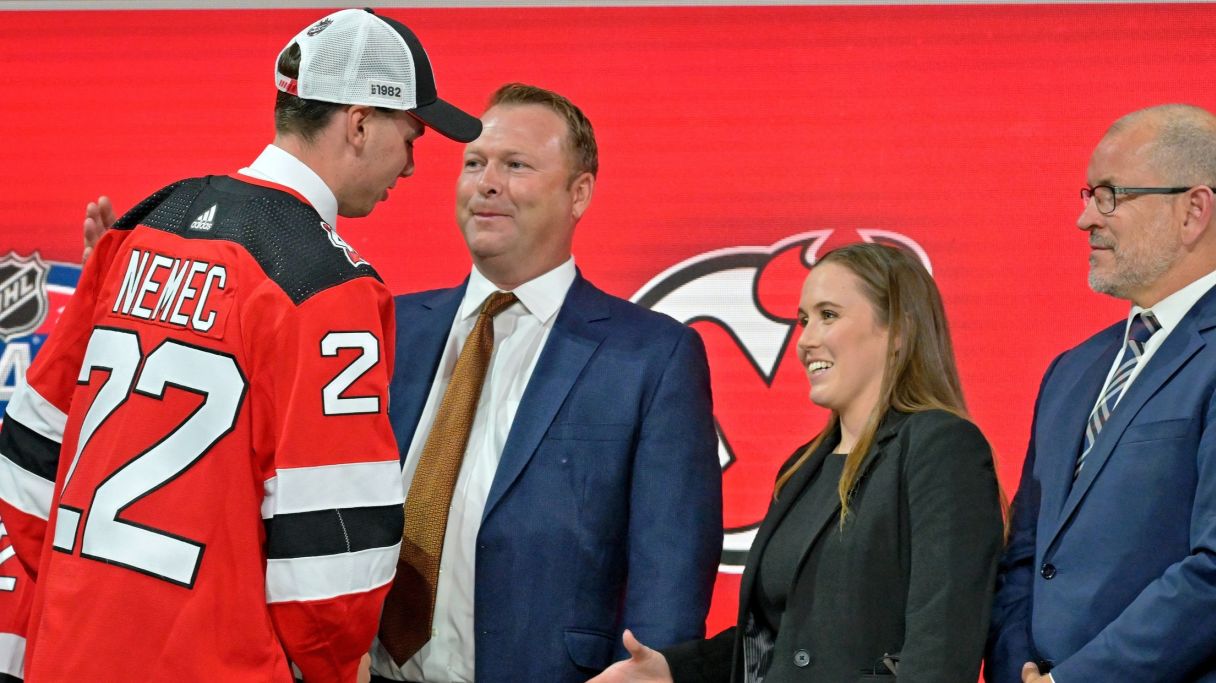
320,221 -> 369,268
632,230 -> 931,570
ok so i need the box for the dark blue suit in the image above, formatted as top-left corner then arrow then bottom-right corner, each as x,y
387,273 -> 723,682
987,287 -> 1216,682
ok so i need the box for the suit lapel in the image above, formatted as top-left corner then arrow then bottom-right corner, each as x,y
737,413 -> 907,624
1038,334 -> 1120,524
788,413 -> 907,572
738,437 -> 832,624
388,284 -> 466,461
1047,300 -> 1216,552
481,275 -> 609,523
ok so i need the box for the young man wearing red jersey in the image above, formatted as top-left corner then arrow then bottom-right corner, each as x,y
0,9 -> 478,682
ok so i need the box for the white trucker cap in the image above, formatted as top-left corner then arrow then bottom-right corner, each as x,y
274,8 -> 481,142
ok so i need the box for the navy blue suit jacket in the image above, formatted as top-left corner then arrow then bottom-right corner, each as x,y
387,273 -> 723,682
987,286 -> 1216,682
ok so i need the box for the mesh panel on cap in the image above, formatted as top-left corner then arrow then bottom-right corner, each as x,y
359,17 -> 417,108
298,11 -> 418,110
302,18 -> 363,99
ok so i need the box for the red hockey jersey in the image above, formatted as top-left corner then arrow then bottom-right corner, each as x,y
0,176 -> 404,682
0,509 -> 31,683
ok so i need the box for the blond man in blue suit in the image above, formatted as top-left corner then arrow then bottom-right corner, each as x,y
371,83 -> 721,683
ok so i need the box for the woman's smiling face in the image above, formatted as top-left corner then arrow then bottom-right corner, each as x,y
795,262 -> 890,426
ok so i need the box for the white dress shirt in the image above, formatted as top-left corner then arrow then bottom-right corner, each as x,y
370,258 -> 577,682
238,144 -> 339,226
1090,268 -> 1216,418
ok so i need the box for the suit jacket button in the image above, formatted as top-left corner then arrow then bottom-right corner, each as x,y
793,649 -> 811,667
1040,563 -> 1056,579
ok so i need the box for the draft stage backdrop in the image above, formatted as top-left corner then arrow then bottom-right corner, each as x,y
2,1 -> 1214,633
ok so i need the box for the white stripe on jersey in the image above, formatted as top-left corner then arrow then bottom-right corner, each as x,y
261,460 -> 404,519
6,381 -> 67,444
0,453 -> 52,521
0,632 -> 25,678
265,543 -> 399,603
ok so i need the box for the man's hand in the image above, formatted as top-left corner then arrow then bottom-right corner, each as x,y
1022,661 -> 1054,683
82,195 -> 115,264
587,630 -> 673,683
356,653 -> 371,683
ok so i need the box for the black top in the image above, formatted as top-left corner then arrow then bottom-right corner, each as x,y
662,409 -> 1004,683
754,451 -> 846,633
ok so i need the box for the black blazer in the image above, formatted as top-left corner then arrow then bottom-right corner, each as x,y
666,409 -> 1004,682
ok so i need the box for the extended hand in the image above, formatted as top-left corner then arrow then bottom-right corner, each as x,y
588,630 -> 673,683
356,653 -> 371,683
82,195 -> 115,264
1022,661 -> 1053,683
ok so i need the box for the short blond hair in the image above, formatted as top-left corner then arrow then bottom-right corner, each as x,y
487,83 -> 598,181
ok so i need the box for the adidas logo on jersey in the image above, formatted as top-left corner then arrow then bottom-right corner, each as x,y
189,204 -> 217,231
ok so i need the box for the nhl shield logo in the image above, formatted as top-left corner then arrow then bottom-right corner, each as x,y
0,259 -> 81,413
632,230 -> 931,571
0,252 -> 50,343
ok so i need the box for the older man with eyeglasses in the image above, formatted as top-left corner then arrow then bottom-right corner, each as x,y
987,103 -> 1216,683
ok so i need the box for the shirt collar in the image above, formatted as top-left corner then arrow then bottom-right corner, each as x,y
238,144 -> 339,226
1128,267 -> 1216,337
460,258 -> 577,323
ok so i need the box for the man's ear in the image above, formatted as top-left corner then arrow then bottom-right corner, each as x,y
345,105 -> 375,150
1180,185 -> 1215,247
570,171 -> 595,221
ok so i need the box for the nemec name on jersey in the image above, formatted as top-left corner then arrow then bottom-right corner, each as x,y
111,248 -> 228,333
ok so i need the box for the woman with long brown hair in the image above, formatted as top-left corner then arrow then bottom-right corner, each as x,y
593,242 -> 1004,682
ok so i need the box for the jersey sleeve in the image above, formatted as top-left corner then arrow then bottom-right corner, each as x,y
0,509 -> 33,682
249,273 -> 404,682
0,229 -> 129,579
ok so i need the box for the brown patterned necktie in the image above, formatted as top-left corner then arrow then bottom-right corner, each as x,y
378,290 -> 518,665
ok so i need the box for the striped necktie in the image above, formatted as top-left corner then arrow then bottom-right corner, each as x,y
1075,310 -> 1161,478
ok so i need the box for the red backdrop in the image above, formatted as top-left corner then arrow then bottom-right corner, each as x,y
3,3 -> 1214,634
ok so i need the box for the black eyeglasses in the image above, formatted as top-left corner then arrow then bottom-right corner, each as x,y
1080,184 -> 1210,215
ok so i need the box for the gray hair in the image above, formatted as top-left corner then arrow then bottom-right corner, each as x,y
1109,104 -> 1216,186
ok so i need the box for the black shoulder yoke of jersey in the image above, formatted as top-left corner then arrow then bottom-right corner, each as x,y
113,175 -> 385,305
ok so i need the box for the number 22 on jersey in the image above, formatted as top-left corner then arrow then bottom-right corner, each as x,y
49,324 -> 381,588
51,326 -> 246,587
